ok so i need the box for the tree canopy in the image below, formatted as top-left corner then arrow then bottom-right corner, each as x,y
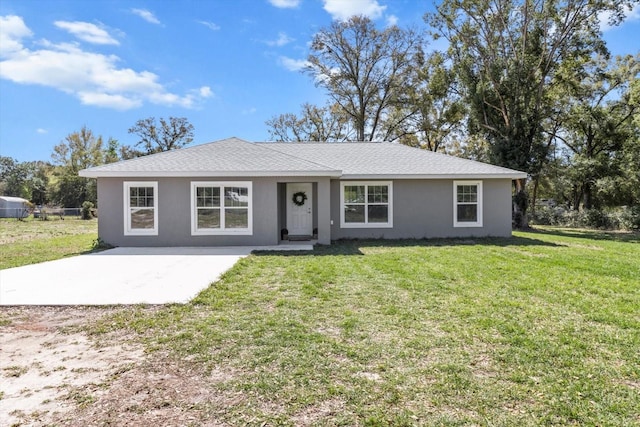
0,157 -> 50,204
50,126 -> 106,207
266,103 -> 354,142
426,0 -> 635,227
125,117 -> 194,158
305,16 -> 422,141
555,54 -> 640,210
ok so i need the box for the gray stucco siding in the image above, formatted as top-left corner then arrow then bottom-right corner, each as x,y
97,176 -> 331,247
329,179 -> 513,240
96,176 -> 512,247
97,177 -> 276,247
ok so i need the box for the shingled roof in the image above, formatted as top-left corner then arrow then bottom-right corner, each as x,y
80,137 -> 339,178
80,137 -> 526,179
263,141 -> 526,179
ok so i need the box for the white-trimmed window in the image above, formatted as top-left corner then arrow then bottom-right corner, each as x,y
453,181 -> 483,227
340,181 -> 393,228
124,181 -> 158,236
191,181 -> 253,235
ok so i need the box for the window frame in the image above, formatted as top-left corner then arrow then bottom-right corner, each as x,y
453,180 -> 483,227
190,181 -> 253,236
123,181 -> 159,236
340,181 -> 393,228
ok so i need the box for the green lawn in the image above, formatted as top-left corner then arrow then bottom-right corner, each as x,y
0,217 -> 98,269
94,228 -> 640,426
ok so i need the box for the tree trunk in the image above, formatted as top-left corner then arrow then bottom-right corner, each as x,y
583,182 -> 593,210
530,176 -> 539,217
572,185 -> 579,211
513,178 -> 529,229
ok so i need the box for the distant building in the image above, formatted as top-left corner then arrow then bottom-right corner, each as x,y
0,196 -> 30,218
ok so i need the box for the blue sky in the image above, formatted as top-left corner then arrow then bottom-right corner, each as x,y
1,0 -> 638,162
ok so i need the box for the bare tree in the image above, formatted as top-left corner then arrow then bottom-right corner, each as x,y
126,117 -> 194,158
305,16 -> 422,141
266,103 -> 354,141
387,50 -> 466,151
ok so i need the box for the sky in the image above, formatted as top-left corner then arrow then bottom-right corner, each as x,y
0,0 -> 639,163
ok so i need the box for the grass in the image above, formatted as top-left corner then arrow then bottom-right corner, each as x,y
91,227 -> 640,426
0,217 -> 98,269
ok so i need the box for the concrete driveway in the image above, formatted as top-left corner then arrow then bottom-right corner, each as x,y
0,245 -> 312,305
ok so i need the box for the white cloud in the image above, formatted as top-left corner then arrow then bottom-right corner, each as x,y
54,21 -> 119,45
279,56 -> 310,71
268,0 -> 301,8
131,8 -> 161,25
314,66 -> 340,84
0,15 -> 210,111
198,20 -> 221,31
322,0 -> 386,21
599,3 -> 640,31
265,32 -> 294,47
0,15 -> 33,56
77,91 -> 142,110
242,107 -> 257,115
386,14 -> 398,27
199,86 -> 213,97
36,128 -> 48,134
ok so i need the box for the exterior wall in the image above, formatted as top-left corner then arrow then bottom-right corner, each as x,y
97,176 -> 512,247
330,179 -> 513,240
277,183 -> 286,240
97,176 -> 332,247
316,179 -> 331,244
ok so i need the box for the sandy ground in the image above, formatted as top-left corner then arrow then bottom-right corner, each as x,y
0,307 -> 143,426
0,306 -> 239,427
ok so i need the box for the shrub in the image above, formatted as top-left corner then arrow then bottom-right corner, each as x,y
92,237 -> 113,250
581,209 -> 612,229
530,206 -> 565,226
615,206 -> 640,231
81,201 -> 94,220
530,206 -> 640,230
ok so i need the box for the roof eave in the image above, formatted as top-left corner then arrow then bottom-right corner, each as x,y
79,169 -> 342,178
341,173 -> 528,180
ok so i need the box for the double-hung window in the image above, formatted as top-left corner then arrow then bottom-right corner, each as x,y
340,181 -> 393,228
124,181 -> 158,235
191,181 -> 252,235
453,180 -> 483,227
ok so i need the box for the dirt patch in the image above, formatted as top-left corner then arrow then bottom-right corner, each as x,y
0,306 -> 246,427
290,398 -> 346,426
48,354 -> 243,427
0,307 -> 144,426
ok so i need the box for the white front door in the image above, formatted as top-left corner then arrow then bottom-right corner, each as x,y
287,183 -> 313,236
